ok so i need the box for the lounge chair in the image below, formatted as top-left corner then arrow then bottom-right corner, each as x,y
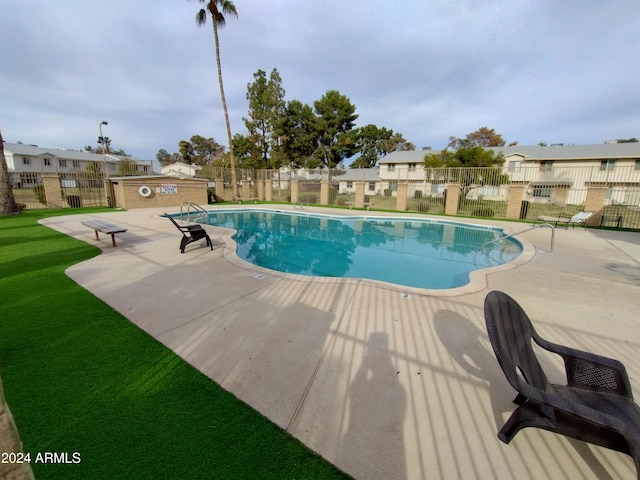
535,211 -> 593,229
164,214 -> 213,253
484,290 -> 640,478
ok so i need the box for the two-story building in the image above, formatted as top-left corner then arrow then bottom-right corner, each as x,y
378,143 -> 640,205
3,142 -> 155,186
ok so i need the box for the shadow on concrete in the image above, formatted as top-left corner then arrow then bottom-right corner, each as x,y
434,308 -> 624,480
339,332 -> 407,480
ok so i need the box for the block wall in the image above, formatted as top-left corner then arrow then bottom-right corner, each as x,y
109,177 -> 208,209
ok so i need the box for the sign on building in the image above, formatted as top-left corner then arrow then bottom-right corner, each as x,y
161,184 -> 178,195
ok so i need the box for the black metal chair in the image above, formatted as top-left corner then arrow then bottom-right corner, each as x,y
164,214 -> 213,254
484,290 -> 640,478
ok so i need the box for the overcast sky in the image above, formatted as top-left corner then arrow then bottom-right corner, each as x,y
1,0 -> 638,163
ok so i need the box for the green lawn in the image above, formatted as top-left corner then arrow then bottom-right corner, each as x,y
0,209 -> 350,480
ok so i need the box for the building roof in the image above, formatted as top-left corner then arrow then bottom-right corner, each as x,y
378,150 -> 432,164
3,141 -> 133,162
378,143 -> 640,164
489,143 -> 640,160
336,168 -> 380,181
161,162 -> 202,170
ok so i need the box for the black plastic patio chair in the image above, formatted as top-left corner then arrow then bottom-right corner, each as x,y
484,290 -> 640,478
164,214 -> 213,254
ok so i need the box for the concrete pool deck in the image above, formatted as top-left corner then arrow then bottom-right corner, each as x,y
41,205 -> 640,480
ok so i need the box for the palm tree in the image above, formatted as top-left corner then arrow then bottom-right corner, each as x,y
195,0 -> 239,199
0,128 -> 20,215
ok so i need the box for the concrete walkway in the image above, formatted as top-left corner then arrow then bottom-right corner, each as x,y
41,206 -> 640,480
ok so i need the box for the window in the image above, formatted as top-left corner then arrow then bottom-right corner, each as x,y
44,158 -> 51,166
600,159 -> 615,171
73,160 -> 80,168
368,182 -> 375,191
346,181 -> 353,189
508,161 -> 521,172
388,164 -> 395,172
59,159 -> 67,167
22,157 -> 30,165
635,160 -> 640,170
539,161 -> 553,172
408,163 -> 416,172
532,187 -> 551,198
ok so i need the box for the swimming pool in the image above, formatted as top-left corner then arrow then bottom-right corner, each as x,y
199,209 -> 522,290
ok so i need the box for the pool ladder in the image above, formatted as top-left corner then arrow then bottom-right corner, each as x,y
180,202 -> 208,224
481,223 -> 556,254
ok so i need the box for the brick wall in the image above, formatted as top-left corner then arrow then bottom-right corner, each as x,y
109,176 -> 208,209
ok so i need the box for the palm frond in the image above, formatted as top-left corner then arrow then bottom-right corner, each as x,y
195,9 -> 207,26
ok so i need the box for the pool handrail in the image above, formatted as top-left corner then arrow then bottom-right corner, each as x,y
180,202 -> 208,224
482,223 -> 555,253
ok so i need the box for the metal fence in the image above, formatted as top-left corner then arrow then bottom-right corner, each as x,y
12,170 -> 123,209
12,165 -> 640,229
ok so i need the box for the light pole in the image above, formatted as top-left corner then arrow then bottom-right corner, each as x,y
99,121 -> 108,154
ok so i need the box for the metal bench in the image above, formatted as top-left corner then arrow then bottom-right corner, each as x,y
81,220 -> 128,247
232,196 -> 258,204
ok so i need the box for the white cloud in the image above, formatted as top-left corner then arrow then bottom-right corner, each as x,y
1,0 -> 638,161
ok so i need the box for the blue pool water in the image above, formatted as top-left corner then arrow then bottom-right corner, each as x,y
199,210 -> 522,290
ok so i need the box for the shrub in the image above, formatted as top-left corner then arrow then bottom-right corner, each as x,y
299,193 -> 318,204
471,206 -> 494,217
384,189 -> 392,197
416,201 -> 429,213
328,188 -> 338,205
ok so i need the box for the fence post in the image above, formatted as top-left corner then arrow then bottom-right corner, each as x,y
445,183 -> 460,215
585,186 -> 607,226
215,178 -> 224,201
395,181 -> 408,211
256,178 -> 265,200
355,181 -> 365,208
291,180 -> 299,204
506,184 -> 526,219
242,181 -> 251,199
320,181 -> 329,205
42,173 -> 63,208
264,179 -> 272,201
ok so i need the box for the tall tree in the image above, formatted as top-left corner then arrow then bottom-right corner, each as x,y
424,145 -> 507,195
244,68 -> 286,169
0,129 -> 20,215
312,90 -> 358,180
195,0 -> 239,198
350,125 -> 415,168
279,100 -> 317,168
448,127 -> 506,149
190,135 -> 224,164
178,140 -> 195,164
156,148 -> 172,166
232,133 -> 262,169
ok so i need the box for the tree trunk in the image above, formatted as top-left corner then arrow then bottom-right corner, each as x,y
0,130 -> 20,215
212,21 -> 239,200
